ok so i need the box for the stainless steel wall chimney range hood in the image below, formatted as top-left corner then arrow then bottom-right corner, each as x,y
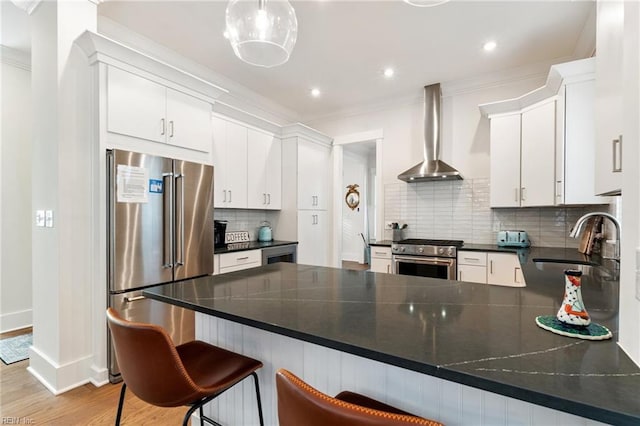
398,84 -> 463,182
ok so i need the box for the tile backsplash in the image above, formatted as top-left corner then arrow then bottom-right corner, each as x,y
384,178 -> 611,248
215,209 -> 280,241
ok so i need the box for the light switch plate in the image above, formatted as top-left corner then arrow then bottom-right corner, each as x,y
45,210 -> 54,228
35,210 -> 45,227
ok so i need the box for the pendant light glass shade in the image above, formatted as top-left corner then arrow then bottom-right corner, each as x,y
403,0 -> 450,7
225,0 -> 298,68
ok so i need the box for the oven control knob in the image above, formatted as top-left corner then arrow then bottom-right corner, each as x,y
400,247 -> 406,252
418,247 -> 424,254
448,248 -> 453,256
438,248 -> 444,254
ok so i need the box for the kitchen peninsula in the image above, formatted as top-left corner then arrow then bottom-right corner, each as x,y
144,259 -> 639,425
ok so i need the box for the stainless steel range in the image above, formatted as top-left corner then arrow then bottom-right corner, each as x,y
391,239 -> 464,280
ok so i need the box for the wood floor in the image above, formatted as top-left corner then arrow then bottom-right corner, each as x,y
341,261 -> 369,271
0,328 -> 187,425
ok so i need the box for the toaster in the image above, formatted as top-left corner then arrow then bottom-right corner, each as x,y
497,230 -> 530,248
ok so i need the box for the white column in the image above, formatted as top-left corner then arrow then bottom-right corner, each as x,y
619,1 -> 640,366
28,0 -> 98,393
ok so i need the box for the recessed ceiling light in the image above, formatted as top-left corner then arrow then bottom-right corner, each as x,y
310,88 -> 321,98
383,68 -> 395,79
483,41 -> 497,52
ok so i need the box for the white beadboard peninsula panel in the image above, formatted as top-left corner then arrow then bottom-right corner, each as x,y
195,314 -> 606,426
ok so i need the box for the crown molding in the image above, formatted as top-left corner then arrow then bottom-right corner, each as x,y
1,45 -> 31,71
280,123 -> 333,146
10,0 -> 42,15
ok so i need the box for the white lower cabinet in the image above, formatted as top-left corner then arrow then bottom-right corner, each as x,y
457,251 -> 487,284
297,211 -> 328,266
214,249 -> 261,275
457,251 -> 525,287
370,246 -> 392,274
487,252 -> 525,287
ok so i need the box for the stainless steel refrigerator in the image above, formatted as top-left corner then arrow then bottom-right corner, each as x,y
107,149 -> 214,383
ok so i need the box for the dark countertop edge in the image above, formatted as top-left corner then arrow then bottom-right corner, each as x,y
368,240 -> 393,247
143,288 -> 635,425
214,240 -> 298,254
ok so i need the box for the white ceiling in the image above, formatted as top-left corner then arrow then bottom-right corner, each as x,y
2,1 -> 595,122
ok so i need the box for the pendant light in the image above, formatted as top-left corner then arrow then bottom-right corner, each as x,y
403,0 -> 450,7
225,0 -> 298,68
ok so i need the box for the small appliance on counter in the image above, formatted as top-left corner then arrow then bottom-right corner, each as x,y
497,230 -> 530,248
258,221 -> 273,242
214,220 -> 228,248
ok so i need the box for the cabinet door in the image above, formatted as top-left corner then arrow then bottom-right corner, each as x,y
594,0 -> 624,195
562,80 -> 601,205
370,258 -> 392,274
212,117 -> 228,208
224,120 -> 248,208
489,114 -> 521,207
297,210 -> 328,266
298,140 -> 330,210
521,101 -> 556,207
107,66 -> 166,143
265,137 -> 282,210
457,264 -> 487,284
487,253 -> 525,287
166,88 -> 212,152
247,129 -> 270,209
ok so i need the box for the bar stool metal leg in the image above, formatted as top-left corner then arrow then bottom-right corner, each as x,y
115,383 -> 127,426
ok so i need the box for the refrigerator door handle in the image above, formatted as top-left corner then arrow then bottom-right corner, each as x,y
175,173 -> 185,267
162,172 -> 174,269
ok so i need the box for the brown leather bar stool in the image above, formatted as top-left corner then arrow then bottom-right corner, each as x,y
275,369 -> 443,426
106,308 -> 264,426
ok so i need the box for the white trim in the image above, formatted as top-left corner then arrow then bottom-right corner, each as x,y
89,364 -> 109,388
27,345 -> 92,395
213,101 -> 282,135
280,123 -> 333,146
0,45 -> 31,71
74,31 -> 228,101
0,309 -> 32,333
10,0 -> 42,15
332,145 -> 344,267
333,129 -> 384,146
479,58 -> 595,117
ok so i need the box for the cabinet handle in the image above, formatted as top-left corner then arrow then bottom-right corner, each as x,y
237,256 -> 249,261
612,136 -> 622,173
263,193 -> 267,204
521,187 -> 526,201
490,260 -> 493,274
229,190 -> 232,202
514,267 -> 521,283
463,257 -> 480,262
556,180 -> 562,199
459,270 -> 462,280
375,251 -> 387,255
161,118 -> 166,136
268,193 -> 271,204
124,295 -> 145,303
223,189 -> 227,203
515,188 -> 518,202
387,265 -> 390,273
169,120 -> 174,137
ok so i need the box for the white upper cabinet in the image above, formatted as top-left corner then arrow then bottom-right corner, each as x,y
488,99 -> 556,208
482,58 -> 602,207
594,0 -> 624,195
247,129 -> 282,210
558,79 -> 602,205
489,113 -> 521,208
298,139 -> 330,210
212,116 -> 248,208
520,100 -> 556,207
107,66 -> 212,152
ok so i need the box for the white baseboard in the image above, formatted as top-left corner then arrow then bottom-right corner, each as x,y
28,345 -> 92,395
0,309 -> 32,333
89,364 -> 109,387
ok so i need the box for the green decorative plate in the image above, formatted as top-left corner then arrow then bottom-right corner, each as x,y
535,315 -> 612,340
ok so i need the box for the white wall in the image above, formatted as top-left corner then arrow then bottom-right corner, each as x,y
309,77 -> 547,184
0,54 -> 33,333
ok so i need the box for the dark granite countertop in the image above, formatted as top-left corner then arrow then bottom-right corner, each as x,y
368,240 -> 393,247
214,240 -> 297,254
144,262 -> 636,424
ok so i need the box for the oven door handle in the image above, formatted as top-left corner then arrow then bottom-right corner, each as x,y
393,256 -> 455,267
